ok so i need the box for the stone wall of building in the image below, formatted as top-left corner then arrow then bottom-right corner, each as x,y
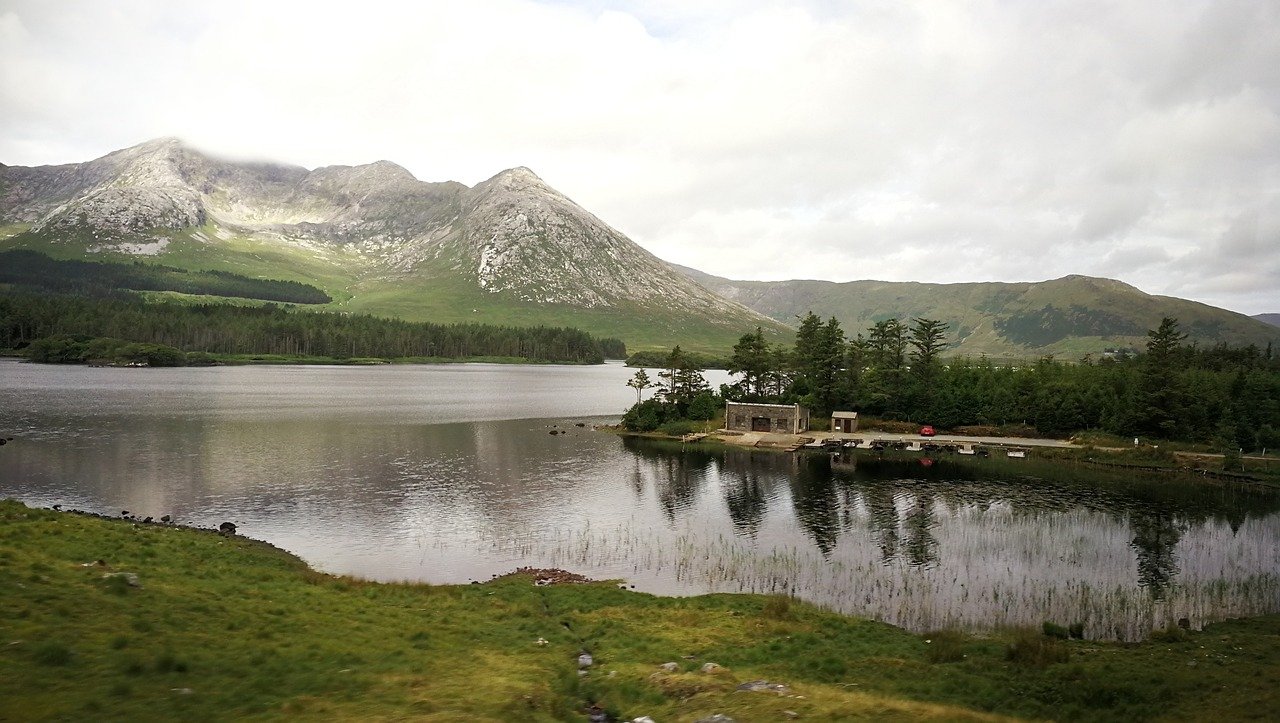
724,402 -> 810,434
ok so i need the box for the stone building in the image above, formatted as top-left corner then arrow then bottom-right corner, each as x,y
724,402 -> 810,434
831,411 -> 859,434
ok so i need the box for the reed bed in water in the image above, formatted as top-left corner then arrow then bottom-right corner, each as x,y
487,497 -> 1280,641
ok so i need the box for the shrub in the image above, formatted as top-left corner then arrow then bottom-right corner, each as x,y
621,400 -> 666,432
155,651 -> 189,673
1042,621 -> 1070,640
1149,625 -> 1191,643
658,420 -> 701,437
33,641 -> 73,666
761,595 -> 791,620
1005,629 -> 1069,667
687,392 -> 719,421
1222,447 -> 1242,472
923,630 -> 967,664
1068,622 -> 1085,639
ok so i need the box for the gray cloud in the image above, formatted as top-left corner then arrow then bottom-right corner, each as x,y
2,0 -> 1277,313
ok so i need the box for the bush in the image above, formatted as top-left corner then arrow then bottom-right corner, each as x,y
154,651 -> 189,673
761,595 -> 792,620
1222,447 -> 1242,472
32,641 -> 73,666
1149,625 -> 1191,643
687,392 -> 719,421
658,420 -> 701,437
1042,621 -> 1070,640
923,630 -> 967,663
1005,629 -> 1069,667
860,418 -> 920,434
621,400 -> 665,432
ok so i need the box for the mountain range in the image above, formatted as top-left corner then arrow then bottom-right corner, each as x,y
3,138 -> 1278,358
673,265 -> 1280,357
0,138 -> 786,353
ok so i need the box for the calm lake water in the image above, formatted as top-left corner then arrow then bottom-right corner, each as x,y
1,359 -> 1277,640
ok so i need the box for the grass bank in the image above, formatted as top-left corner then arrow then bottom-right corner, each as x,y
1,500 -> 1277,721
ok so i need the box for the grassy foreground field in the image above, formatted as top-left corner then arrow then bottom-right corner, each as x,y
1,500 -> 1277,722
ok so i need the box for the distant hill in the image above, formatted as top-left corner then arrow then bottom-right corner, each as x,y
668,264 -> 1280,358
1254,314 -> 1280,329
0,139 -> 790,353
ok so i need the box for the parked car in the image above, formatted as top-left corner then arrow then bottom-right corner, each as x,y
919,425 -> 936,437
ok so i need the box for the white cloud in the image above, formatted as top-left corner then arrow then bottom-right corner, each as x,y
2,0 -> 1278,314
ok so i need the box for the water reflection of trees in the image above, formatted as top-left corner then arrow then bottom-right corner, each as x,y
834,456 -> 1275,594
620,438 -> 718,521
719,449 -> 785,537
903,492 -> 939,568
864,485 -> 900,563
622,440 -> 1280,594
790,456 -> 847,555
1130,513 -> 1183,598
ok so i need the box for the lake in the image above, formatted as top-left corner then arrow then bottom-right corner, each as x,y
1,359 -> 1277,640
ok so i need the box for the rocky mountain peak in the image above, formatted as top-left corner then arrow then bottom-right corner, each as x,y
316,160 -> 419,187
1,139 -> 785,338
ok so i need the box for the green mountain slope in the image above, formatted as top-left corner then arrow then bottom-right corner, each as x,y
1255,313 -> 1280,329
670,265 -> 1280,358
1,140 -> 790,355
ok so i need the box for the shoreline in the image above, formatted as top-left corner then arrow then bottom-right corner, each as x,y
2,498 -> 1277,721
607,425 -> 1280,487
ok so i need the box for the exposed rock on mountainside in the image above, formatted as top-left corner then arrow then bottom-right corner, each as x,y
670,264 -> 1280,358
0,139 -> 787,351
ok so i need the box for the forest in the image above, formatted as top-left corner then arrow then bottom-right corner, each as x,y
0,291 -> 625,364
625,313 -> 1280,453
0,250 -> 332,304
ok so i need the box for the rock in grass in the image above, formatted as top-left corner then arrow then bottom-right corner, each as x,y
695,715 -> 736,723
700,662 -> 724,673
578,652 -> 593,668
659,661 -> 679,672
103,572 -> 140,587
735,679 -> 791,694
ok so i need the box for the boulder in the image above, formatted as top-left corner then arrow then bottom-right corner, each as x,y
735,680 -> 791,694
103,572 -> 140,587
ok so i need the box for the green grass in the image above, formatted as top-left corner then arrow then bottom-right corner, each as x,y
1,500 -> 1277,721
0,229 -> 786,355
0,223 -> 31,240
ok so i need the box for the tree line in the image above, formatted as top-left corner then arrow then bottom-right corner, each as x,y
624,312 -> 1280,452
0,250 -> 332,304
0,290 -> 626,364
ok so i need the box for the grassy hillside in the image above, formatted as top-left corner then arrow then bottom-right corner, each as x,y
683,271 -> 1280,359
0,231 -> 788,355
2,499 -> 1277,721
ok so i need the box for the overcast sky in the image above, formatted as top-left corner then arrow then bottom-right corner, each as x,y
2,0 -> 1277,314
